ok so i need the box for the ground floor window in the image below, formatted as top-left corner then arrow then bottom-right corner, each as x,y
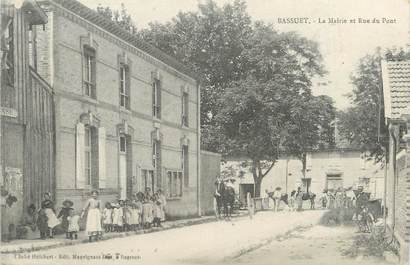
167,170 -> 182,198
142,169 -> 155,193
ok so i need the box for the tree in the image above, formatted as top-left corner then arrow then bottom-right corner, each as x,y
282,95 -> 335,179
139,0 -> 253,149
96,3 -> 136,33
214,23 -> 326,196
337,47 -> 410,162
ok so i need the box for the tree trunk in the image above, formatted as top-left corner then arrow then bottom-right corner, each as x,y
254,177 -> 262,197
251,160 -> 262,197
301,153 -> 307,178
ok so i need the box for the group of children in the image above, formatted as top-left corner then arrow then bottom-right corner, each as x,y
102,192 -> 165,233
37,198 -> 80,240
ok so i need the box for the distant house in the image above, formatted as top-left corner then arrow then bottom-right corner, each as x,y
381,60 -> 410,264
223,149 -> 383,206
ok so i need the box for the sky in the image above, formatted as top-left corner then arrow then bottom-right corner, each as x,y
80,0 -> 409,110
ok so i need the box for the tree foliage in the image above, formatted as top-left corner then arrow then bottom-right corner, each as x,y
95,2 -> 335,196
96,3 -> 136,33
212,23 -> 332,196
337,47 -> 410,162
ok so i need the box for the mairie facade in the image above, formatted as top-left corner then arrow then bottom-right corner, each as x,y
33,0 -> 200,218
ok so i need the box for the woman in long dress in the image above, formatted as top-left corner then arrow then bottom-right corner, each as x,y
81,190 -> 102,242
157,189 -> 167,222
41,192 -> 60,238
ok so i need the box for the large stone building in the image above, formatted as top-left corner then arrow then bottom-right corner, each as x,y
33,0 -> 201,218
382,60 -> 410,264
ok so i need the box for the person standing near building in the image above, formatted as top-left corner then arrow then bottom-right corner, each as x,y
81,190 -> 102,242
157,189 -> 167,222
319,190 -> 328,209
272,187 -> 282,212
214,176 -> 223,219
296,187 -> 304,211
355,186 -> 369,217
41,192 -> 60,238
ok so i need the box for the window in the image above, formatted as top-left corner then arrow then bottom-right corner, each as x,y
167,170 -> 183,198
28,27 -> 37,69
83,46 -> 96,98
182,145 -> 189,187
152,78 -> 161,118
119,135 -> 127,153
119,64 -> 130,109
1,17 -> 14,86
182,92 -> 189,126
152,140 -> 160,168
142,169 -> 155,193
84,126 -> 98,188
326,174 -> 342,192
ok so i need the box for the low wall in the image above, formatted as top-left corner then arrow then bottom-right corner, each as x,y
200,150 -> 221,215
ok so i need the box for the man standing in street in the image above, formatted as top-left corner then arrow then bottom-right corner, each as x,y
355,186 -> 369,218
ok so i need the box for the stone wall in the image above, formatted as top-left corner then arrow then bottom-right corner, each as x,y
200,151 -> 221,215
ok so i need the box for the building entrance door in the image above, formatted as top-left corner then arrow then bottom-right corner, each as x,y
119,154 -> 127,199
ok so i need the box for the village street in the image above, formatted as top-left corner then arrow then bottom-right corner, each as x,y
1,210 -> 397,265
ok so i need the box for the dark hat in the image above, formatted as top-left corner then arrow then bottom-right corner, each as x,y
43,200 -> 53,208
62,199 -> 74,208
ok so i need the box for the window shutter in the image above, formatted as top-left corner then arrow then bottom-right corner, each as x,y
151,72 -> 156,116
91,54 -> 97,98
126,66 -> 131,109
156,141 -> 162,189
98,127 -> 106,189
185,93 -> 189,126
157,78 -> 162,119
76,123 -> 85,189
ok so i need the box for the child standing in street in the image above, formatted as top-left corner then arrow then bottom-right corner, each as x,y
37,209 -> 49,240
67,209 -> 80,240
58,200 -> 74,239
130,202 -> 140,231
123,201 -> 132,232
112,202 -> 124,232
153,193 -> 162,227
142,196 -> 154,229
102,202 -> 113,233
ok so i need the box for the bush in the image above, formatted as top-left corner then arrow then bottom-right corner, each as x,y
320,208 -> 355,226
342,227 -> 397,258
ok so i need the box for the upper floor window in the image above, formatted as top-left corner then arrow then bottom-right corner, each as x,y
83,46 -> 96,98
119,135 -> 127,153
152,78 -> 161,118
119,64 -> 130,109
28,27 -> 37,70
152,140 -> 160,168
182,92 -> 189,127
1,17 -> 14,87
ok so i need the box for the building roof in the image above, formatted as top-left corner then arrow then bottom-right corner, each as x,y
47,0 -> 197,80
381,60 -> 410,122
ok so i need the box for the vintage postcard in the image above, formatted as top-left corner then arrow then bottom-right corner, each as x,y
0,0 -> 409,264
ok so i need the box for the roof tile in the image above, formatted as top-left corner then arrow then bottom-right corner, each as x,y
382,60 -> 410,121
